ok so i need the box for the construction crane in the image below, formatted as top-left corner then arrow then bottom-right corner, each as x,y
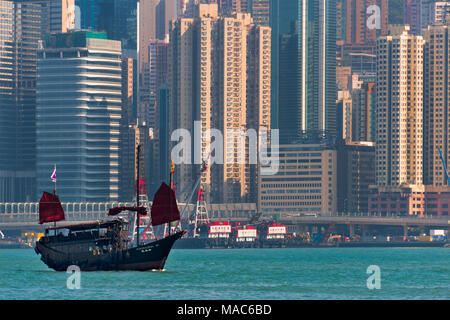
175,160 -> 209,232
438,148 -> 450,185
191,186 -> 210,238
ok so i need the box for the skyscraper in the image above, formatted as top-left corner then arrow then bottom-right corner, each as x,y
29,0 -> 76,33
336,90 -> 353,142
269,0 -> 298,136
271,0 -> 337,142
168,3 -> 270,203
352,80 -> 376,142
36,31 -> 122,202
120,57 -> 137,201
138,0 -> 176,72
139,39 -> 169,129
376,25 -> 424,187
0,0 -> 73,202
404,0 -> 433,35
0,0 -> 17,201
423,21 -> 450,186
298,0 -> 337,138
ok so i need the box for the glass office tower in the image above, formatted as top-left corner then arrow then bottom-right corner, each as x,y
36,31 -> 122,202
271,0 -> 337,143
298,0 -> 337,139
0,1 -> 16,201
75,0 -> 137,50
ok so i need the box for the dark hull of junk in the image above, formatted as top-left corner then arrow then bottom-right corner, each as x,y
35,219 -> 184,272
35,180 -> 184,271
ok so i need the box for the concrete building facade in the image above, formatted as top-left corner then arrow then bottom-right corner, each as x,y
258,141 -> 338,214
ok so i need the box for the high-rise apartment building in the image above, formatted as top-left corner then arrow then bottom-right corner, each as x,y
337,90 -> 353,142
219,0 -> 248,15
404,0 -> 433,35
352,80 -> 376,142
429,2 -> 450,25
249,0 -> 269,26
36,31 -> 122,202
375,25 -> 424,187
168,3 -> 270,203
423,22 -> 450,187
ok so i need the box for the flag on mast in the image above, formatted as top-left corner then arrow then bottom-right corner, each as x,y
51,165 -> 56,182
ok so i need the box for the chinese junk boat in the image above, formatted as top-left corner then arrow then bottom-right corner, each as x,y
35,147 -> 185,271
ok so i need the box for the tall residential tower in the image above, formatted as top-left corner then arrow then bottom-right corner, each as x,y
168,3 -> 270,203
375,25 -> 424,187
423,21 -> 450,187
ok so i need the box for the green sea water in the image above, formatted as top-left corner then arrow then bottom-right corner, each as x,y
0,248 -> 448,300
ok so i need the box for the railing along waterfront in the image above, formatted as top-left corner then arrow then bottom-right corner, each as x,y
0,202 -> 135,224
1,203 -> 449,226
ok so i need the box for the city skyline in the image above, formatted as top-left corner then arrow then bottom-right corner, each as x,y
0,0 -> 449,305
0,0 -> 449,218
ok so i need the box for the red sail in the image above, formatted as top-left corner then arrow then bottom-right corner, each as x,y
151,182 -> 180,226
108,206 -> 147,216
39,192 -> 65,224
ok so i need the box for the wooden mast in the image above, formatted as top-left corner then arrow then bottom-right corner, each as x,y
53,164 -> 56,234
136,145 -> 140,247
168,160 -> 173,236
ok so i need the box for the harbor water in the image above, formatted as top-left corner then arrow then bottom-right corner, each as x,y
0,247 -> 448,300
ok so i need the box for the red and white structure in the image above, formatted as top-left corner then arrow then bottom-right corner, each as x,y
193,187 -> 210,238
208,221 -> 232,239
236,226 -> 257,242
266,223 -> 287,240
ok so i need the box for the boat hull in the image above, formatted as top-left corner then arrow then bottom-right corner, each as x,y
35,231 -> 185,271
